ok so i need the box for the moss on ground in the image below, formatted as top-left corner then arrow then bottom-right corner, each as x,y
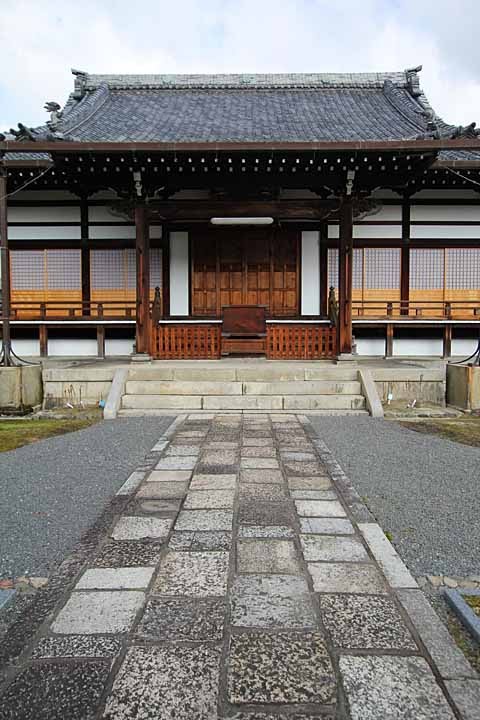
465,595 -> 480,617
0,416 -> 100,453
446,608 -> 480,674
397,416 -> 480,448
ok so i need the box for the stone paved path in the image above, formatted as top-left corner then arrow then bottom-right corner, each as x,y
0,413 -> 478,719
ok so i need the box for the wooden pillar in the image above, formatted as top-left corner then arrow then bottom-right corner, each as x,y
385,324 -> 394,358
0,168 -> 12,365
443,325 -> 452,359
338,197 -> 353,355
135,205 -> 150,354
400,198 -> 410,316
80,195 -> 91,316
97,325 -> 105,358
162,225 -> 170,318
39,324 -> 48,357
319,221 -> 328,316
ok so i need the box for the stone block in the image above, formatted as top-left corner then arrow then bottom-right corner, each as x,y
237,540 -> 300,574
295,500 -> 346,517
76,567 -> 154,590
203,395 -> 283,410
184,489 -> 235,509
153,551 -> 229,596
52,591 -> 145,634
359,523 -> 418,588
169,531 -> 232,551
148,470 -> 192,482
137,597 -> 225,641
136,481 -> 188,499
175,510 -> 233,531
111,516 -> 172,540
308,563 -> 387,594
190,474 -> 237,490
301,535 -> 368,562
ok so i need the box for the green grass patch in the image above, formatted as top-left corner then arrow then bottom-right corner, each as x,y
0,417 -> 100,453
397,416 -> 480,448
465,595 -> 480,617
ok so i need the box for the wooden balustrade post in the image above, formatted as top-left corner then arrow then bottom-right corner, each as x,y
337,196 -> 353,357
135,204 -> 151,356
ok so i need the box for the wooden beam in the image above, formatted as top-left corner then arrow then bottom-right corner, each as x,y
400,198 -> 410,316
80,195 -> 91,315
135,205 -> 150,354
2,138 -> 480,153
338,197 -> 353,355
146,199 -> 339,222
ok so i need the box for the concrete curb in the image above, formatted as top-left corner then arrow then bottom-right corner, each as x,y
445,588 -> 480,644
104,368 -> 128,420
358,522 -> 418,589
358,368 -> 384,417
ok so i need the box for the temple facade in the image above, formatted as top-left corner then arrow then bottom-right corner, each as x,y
1,67 -> 480,361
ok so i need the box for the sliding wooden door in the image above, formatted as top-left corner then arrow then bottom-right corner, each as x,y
191,228 -> 299,317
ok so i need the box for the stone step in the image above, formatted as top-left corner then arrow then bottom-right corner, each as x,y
125,380 -> 361,396
121,394 -> 366,411
127,366 -> 359,383
118,408 -> 369,416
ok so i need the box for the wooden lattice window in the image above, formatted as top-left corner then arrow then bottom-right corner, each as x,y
364,248 -> 400,290
91,248 -> 162,291
10,249 -> 81,290
410,249 -> 444,290
446,249 -> 480,290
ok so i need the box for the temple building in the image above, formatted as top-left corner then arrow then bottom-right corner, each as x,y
1,66 -> 480,361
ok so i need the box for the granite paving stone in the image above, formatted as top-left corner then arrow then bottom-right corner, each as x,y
231,592 -> 316,628
174,509 -> 233,531
190,473 -> 237,490
288,476 -> 332,490
226,714 -> 333,720
205,441 -> 239,449
228,631 -> 335,704
136,481 -> 188,499
52,591 -> 145,634
300,517 -> 355,534
240,468 -> 283,484
165,445 -> 200,456
308,562 -> 387,594
136,596 -> 225,640
295,500 -> 347,517
239,501 -> 295,526
155,456 -> 197,471
239,483 -> 286,501
283,460 -> 324,476
231,574 -> 310,597
103,645 -> 221,720
147,470 -> 192,482
168,530 -> 232,551
200,450 -> 238,465
32,635 -> 122,659
281,452 -> 318,461
184,489 -> 235,509
0,661 -> 111,720
321,594 -> 417,650
301,535 -> 369,562
339,655 -> 456,719
94,540 -> 164,567
242,437 -> 274,446
238,525 -> 295,538
76,567 -> 155,590
445,680 -> 480,720
111,516 -> 173,540
241,458 -> 280,469
154,551 -> 229,596
237,540 -> 301,574
137,498 -> 181,513
291,489 -> 337,500
241,446 -> 277,457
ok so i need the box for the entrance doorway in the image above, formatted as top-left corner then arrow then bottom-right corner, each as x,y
191,228 -> 300,317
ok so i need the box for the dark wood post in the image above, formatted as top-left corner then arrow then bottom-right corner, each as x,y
400,197 -> 410,316
97,325 -> 105,358
39,325 -> 48,357
385,324 -> 394,357
319,221 -> 328,316
338,197 -> 353,355
135,205 -> 150,354
80,194 -> 91,316
0,168 -> 12,365
443,325 -> 452,358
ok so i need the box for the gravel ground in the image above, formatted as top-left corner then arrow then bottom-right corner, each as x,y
308,416 -> 480,578
0,417 -> 174,578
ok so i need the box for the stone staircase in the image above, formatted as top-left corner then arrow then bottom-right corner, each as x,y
118,365 -> 369,414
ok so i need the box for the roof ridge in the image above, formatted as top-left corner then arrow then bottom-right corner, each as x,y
71,69 -> 414,93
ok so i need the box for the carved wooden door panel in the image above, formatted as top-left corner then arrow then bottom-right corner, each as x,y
219,232 -> 243,310
191,233 -> 217,315
272,230 -> 299,315
245,231 -> 271,308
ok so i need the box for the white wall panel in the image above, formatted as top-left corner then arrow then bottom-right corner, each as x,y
8,206 -> 80,223
410,225 -> 480,239
11,338 -> 40,356
8,226 -> 81,240
358,206 -> 401,222
105,338 -> 135,356
89,225 -> 136,239
393,337 -> 443,357
170,231 -> 189,316
411,205 -> 480,222
353,224 -> 402,239
328,225 -> 339,239
88,206 -> 130,222
301,231 -> 320,315
150,225 -> 163,239
354,337 -> 384,356
48,338 -> 98,356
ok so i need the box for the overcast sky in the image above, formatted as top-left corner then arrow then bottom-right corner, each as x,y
1,0 -> 479,131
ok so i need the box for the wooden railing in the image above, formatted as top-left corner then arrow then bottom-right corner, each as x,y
266,323 -> 337,359
152,323 -> 222,359
352,299 -> 480,320
7,300 -> 137,320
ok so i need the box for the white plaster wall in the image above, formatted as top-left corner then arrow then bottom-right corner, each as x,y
451,337 -> 480,357
48,339 -> 98,356
8,226 -> 81,240
354,337 -> 385,356
8,206 -> 80,223
170,231 -> 189,315
358,205 -> 402,222
301,231 -> 320,315
393,337 -> 443,357
328,224 -> 401,239
11,338 -> 40,356
88,206 -> 130,222
105,338 -> 135,356
89,225 -> 136,239
410,225 -> 480,239
411,205 -> 480,222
